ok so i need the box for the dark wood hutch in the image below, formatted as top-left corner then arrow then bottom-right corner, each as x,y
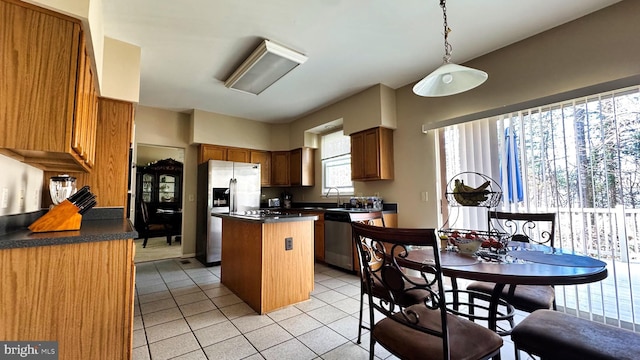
135,158 -> 183,240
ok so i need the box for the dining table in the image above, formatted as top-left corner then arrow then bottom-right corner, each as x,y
402,241 -> 608,335
156,209 -> 182,245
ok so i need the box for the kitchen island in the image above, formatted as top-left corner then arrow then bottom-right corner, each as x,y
215,212 -> 317,314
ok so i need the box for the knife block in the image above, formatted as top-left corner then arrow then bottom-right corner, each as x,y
29,199 -> 82,232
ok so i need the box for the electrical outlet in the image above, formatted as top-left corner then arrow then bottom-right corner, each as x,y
19,189 -> 25,208
1,188 -> 8,209
285,237 -> 293,251
188,194 -> 195,202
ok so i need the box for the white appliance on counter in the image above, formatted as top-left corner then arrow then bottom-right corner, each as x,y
196,160 -> 260,266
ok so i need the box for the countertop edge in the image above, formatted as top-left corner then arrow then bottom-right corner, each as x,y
213,213 -> 319,223
0,218 -> 138,249
260,202 -> 397,213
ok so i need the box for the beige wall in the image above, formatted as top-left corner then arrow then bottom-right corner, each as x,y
134,106 -> 196,256
289,84 -> 397,150
101,37 -> 141,102
190,109 -> 272,150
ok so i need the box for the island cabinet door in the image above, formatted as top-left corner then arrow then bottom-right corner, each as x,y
262,221 -> 315,313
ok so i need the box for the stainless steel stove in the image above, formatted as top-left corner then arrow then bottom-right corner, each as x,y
238,209 -> 285,216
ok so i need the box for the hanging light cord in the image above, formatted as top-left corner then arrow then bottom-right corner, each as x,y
441,0 -> 453,64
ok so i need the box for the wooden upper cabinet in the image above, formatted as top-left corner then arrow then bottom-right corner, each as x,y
198,144 -> 250,163
350,132 -> 366,180
199,144 -> 226,163
43,98 -> 134,209
250,150 -> 271,186
0,0 -> 97,172
271,151 -> 290,186
200,145 -> 315,187
290,147 -> 315,187
226,147 -> 249,163
71,32 -> 98,168
351,127 -> 394,181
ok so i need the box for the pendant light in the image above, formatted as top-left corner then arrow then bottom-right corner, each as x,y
413,0 -> 488,97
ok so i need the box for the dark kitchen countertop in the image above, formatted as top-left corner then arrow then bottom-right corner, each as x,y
0,208 -> 138,249
212,212 -> 318,223
260,202 -> 397,214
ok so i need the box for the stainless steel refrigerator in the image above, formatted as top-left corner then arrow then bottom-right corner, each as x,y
196,160 -> 261,266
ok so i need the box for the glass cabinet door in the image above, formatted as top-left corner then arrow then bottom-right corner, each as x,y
159,174 -> 177,202
142,174 -> 154,202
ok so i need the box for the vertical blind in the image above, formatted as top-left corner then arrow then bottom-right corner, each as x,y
441,86 -> 640,330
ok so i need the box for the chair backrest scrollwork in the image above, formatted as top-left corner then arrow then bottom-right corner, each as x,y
351,223 -> 448,353
489,211 -> 556,247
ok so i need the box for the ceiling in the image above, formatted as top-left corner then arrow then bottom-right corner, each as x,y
102,0 -> 621,124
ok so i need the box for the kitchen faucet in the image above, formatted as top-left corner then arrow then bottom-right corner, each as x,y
325,187 -> 341,207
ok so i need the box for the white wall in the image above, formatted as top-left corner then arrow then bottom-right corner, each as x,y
0,155 -> 43,216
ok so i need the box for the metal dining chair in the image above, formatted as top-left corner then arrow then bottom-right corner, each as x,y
466,211 -> 557,343
348,211 -> 388,344
349,211 -> 434,345
351,222 -> 503,360
512,309 -> 640,360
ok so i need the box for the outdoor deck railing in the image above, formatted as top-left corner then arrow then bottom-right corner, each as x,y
552,206 -> 640,263
544,206 -> 640,330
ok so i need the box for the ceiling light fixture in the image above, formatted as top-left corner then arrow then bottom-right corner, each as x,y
413,0 -> 488,97
224,39 -> 308,95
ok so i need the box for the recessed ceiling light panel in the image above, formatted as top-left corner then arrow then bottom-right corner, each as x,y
224,39 -> 308,95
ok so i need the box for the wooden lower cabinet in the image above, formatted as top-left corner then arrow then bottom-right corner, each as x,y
382,213 -> 398,228
0,239 -> 135,360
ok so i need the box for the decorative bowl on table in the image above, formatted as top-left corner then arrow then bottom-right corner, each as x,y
440,230 -> 483,254
440,230 -> 507,254
452,238 -> 483,254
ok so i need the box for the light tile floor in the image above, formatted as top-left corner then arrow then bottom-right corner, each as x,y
133,258 -> 533,360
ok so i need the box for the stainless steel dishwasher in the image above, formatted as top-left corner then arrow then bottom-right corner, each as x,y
324,211 -> 355,271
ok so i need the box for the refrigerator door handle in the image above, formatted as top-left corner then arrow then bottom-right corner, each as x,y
229,178 -> 237,213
